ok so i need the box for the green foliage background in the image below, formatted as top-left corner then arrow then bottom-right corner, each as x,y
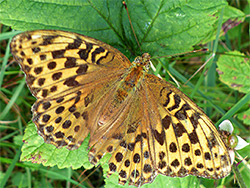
0,0 -> 249,187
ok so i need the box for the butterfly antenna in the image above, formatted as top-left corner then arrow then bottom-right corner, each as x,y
150,59 -> 180,88
149,60 -> 162,79
151,49 -> 208,87
167,69 -> 181,88
123,1 -> 141,51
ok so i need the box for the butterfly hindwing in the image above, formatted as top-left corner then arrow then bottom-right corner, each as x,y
145,74 -> 231,179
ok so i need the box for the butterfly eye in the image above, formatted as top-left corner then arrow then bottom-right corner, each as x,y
140,53 -> 151,66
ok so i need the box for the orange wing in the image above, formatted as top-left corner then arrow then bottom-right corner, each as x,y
10,30 -> 131,149
88,74 -> 231,186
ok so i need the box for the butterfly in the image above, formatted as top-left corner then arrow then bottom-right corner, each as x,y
10,30 -> 231,186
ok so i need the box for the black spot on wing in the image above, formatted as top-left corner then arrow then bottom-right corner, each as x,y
32,47 -> 41,53
153,129 -> 165,145
190,112 -> 201,129
65,57 -> 76,68
78,42 -> 93,60
173,123 -> 186,137
52,50 -> 66,59
168,94 -> 181,111
66,37 -> 82,49
41,35 -> 59,45
91,46 -> 105,63
174,104 -> 190,120
162,115 -> 171,129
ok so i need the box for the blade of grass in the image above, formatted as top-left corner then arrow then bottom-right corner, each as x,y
0,30 -> 22,41
204,55 -> 217,116
25,167 -> 31,188
190,8 -> 225,98
0,144 -> 22,188
66,168 -> 72,188
232,163 -> 247,188
0,130 -> 22,142
0,79 -> 26,120
224,33 -> 232,50
216,92 -> 250,126
0,38 -> 11,88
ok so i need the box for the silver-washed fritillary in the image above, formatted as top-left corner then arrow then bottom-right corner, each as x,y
10,30 -> 231,186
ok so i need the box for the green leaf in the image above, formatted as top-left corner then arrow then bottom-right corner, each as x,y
123,0 -> 227,56
0,0 -> 227,57
238,109 -> 250,125
202,5 -> 245,43
21,123 -> 93,170
104,174 -> 199,188
216,51 -> 250,93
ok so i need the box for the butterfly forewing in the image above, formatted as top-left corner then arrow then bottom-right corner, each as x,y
11,30 -> 231,186
11,30 -> 130,99
11,30 -> 130,149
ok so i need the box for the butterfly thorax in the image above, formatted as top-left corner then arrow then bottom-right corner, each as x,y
98,53 -> 150,126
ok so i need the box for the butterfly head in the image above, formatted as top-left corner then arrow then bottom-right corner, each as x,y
133,53 -> 151,71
